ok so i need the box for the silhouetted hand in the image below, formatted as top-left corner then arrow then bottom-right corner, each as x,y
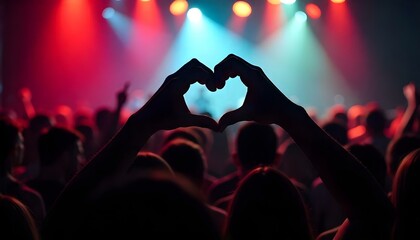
213,54 -> 298,130
117,83 -> 129,108
131,59 -> 219,132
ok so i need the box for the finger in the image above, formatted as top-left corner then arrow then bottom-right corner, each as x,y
218,107 -> 247,131
175,67 -> 213,94
214,54 -> 255,88
183,114 -> 219,132
179,58 -> 213,83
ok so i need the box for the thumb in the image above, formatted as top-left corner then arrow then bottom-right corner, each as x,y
185,114 -> 219,132
219,107 -> 246,131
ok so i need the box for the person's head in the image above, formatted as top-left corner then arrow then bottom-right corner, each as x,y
75,124 -> 95,162
160,139 -> 206,188
38,127 -> 83,181
94,107 -> 113,131
54,105 -> 73,129
386,135 -> 420,179
67,177 -> 220,240
129,152 -> 173,177
234,122 -> 279,171
347,144 -> 387,188
0,194 -> 39,240
162,127 -> 200,147
225,167 -> 313,240
322,121 -> 349,146
391,148 -> 420,239
28,114 -> 53,134
327,104 -> 347,128
347,104 -> 365,128
0,118 -> 24,174
365,107 -> 388,136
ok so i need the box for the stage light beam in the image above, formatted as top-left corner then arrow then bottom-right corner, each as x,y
233,1 -> 252,18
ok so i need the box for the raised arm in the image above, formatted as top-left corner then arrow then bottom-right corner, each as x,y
42,59 -> 218,238
393,83 -> 420,140
214,54 -> 394,239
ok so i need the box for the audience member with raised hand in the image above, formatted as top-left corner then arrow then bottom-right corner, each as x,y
393,82 -> 420,140
42,59 -> 220,240
94,83 -> 130,149
213,54 -> 394,239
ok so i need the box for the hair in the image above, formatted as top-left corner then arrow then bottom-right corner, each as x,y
162,127 -> 200,146
236,122 -> 278,170
60,177 -> 220,240
160,139 -> 206,188
94,108 -> 113,131
365,107 -> 388,135
392,148 -> 420,239
322,121 -> 349,146
38,127 -> 83,166
347,144 -> 387,188
28,114 -> 53,133
386,135 -> 420,178
225,167 -> 313,240
129,152 -> 173,176
0,194 -> 39,240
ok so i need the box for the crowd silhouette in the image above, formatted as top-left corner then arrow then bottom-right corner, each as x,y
1,54 -> 420,239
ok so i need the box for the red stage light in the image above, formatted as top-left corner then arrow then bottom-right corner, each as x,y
305,3 -> 321,19
331,0 -> 346,3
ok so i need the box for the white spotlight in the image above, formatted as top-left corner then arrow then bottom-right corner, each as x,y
187,8 -> 203,22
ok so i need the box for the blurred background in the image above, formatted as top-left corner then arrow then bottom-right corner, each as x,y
1,0 -> 419,120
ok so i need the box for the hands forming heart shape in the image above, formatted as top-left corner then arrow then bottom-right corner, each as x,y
134,54 -> 299,133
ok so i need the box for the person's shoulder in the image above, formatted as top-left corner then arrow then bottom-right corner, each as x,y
18,182 -> 44,201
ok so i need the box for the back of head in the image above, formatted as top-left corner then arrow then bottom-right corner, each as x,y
226,167 -> 313,240
38,127 -> 82,167
28,114 -> 53,134
160,139 -> 206,187
94,107 -> 113,131
392,148 -> 420,239
386,135 -> 420,178
78,177 -> 220,240
322,121 -> 349,146
129,152 -> 173,177
0,118 -> 20,165
162,127 -> 200,146
347,144 -> 387,188
236,122 -> 278,170
0,194 -> 39,240
365,107 -> 388,135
